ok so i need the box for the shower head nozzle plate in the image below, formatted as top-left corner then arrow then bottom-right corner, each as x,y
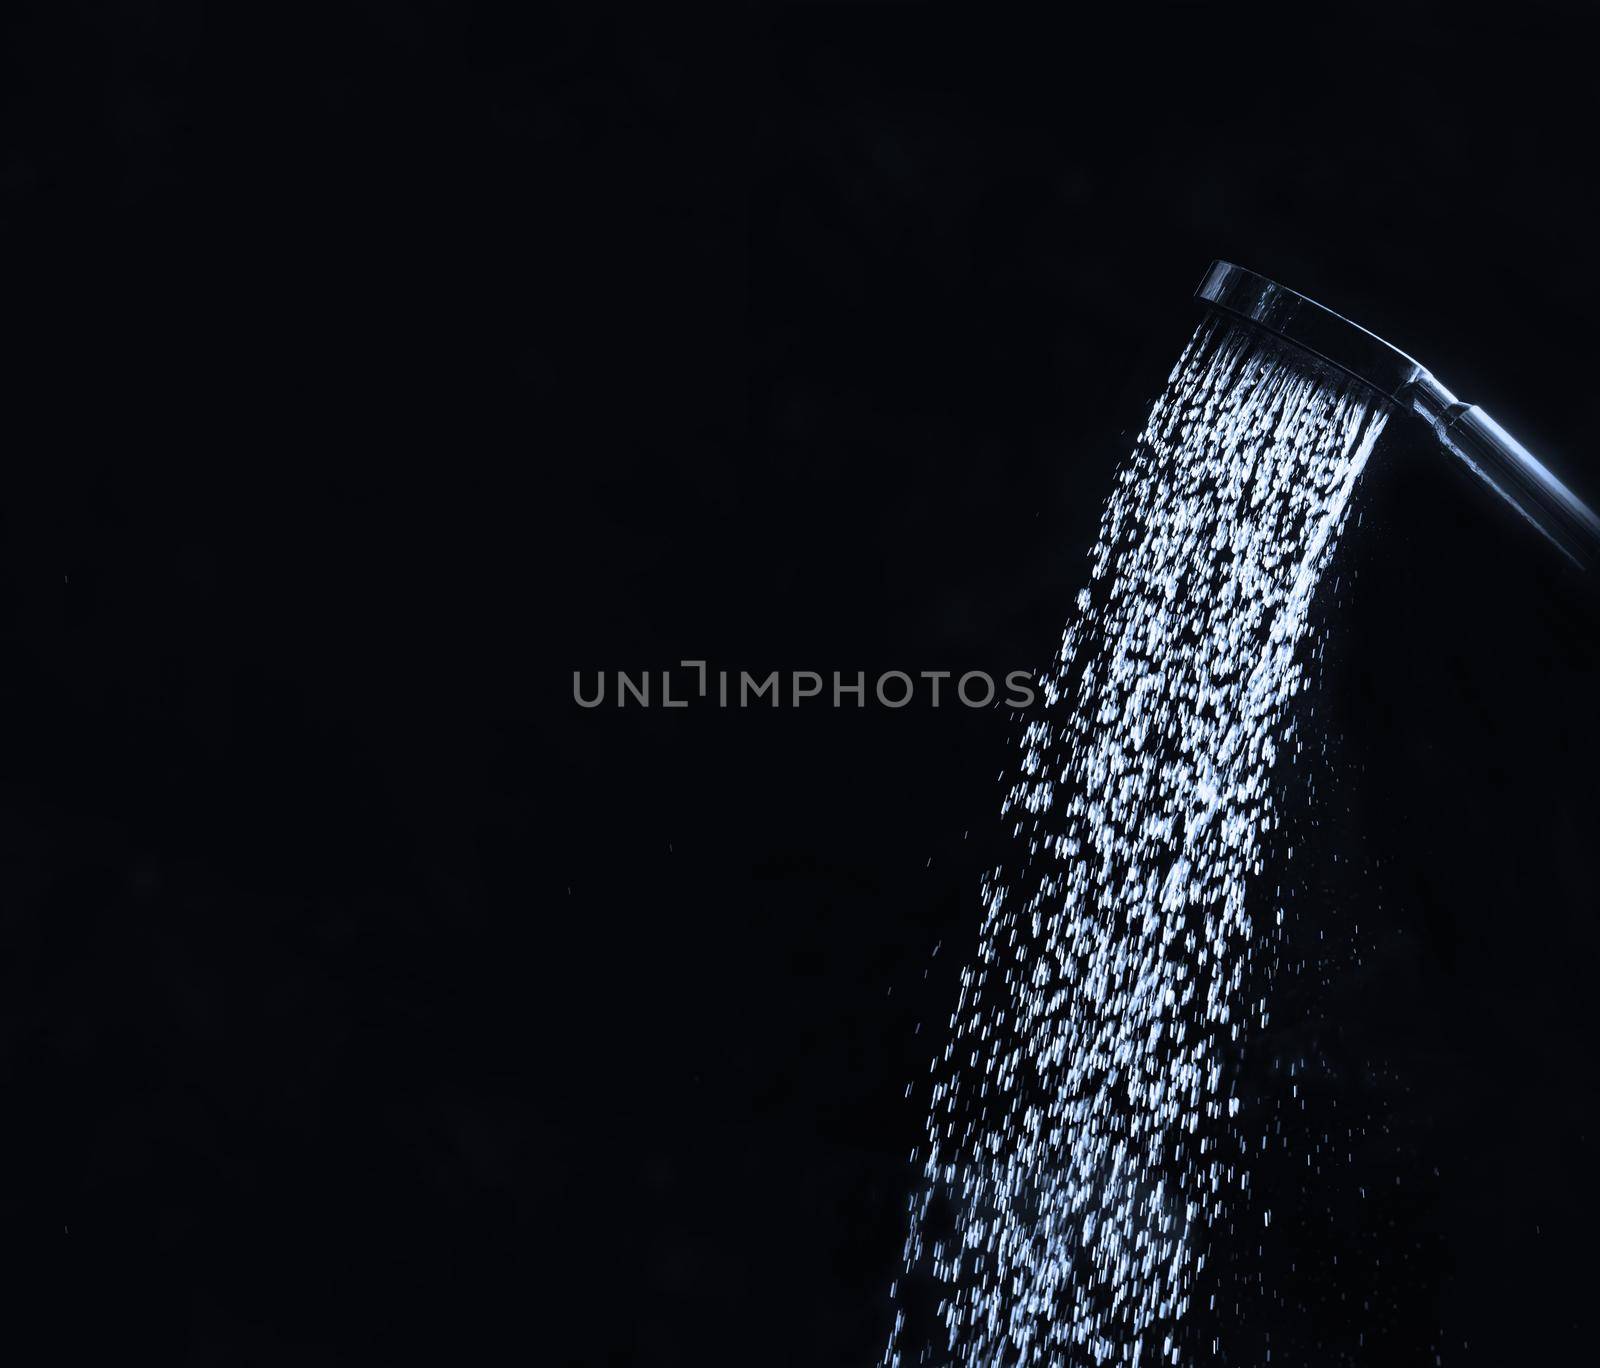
1193,259 -> 1600,571
1195,261 -> 1429,403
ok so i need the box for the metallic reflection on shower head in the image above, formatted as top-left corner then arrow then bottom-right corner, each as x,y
1196,260 -> 1600,570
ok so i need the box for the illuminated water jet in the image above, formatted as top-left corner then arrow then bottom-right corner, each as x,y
887,315 -> 1388,1365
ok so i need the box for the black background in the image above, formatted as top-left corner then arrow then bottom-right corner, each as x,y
3,2 -> 1598,1363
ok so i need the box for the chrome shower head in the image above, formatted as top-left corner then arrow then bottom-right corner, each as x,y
1196,261 -> 1600,570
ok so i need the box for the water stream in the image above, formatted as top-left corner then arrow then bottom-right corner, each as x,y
888,316 -> 1389,1365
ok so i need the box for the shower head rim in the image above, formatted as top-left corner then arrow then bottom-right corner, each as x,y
1195,261 -> 1431,403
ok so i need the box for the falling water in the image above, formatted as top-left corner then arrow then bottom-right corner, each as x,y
887,316 -> 1389,1365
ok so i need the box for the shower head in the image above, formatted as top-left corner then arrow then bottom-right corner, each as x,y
1196,260 -> 1600,571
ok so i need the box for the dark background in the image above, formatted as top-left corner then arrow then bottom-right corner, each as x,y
2,2 -> 1597,1363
